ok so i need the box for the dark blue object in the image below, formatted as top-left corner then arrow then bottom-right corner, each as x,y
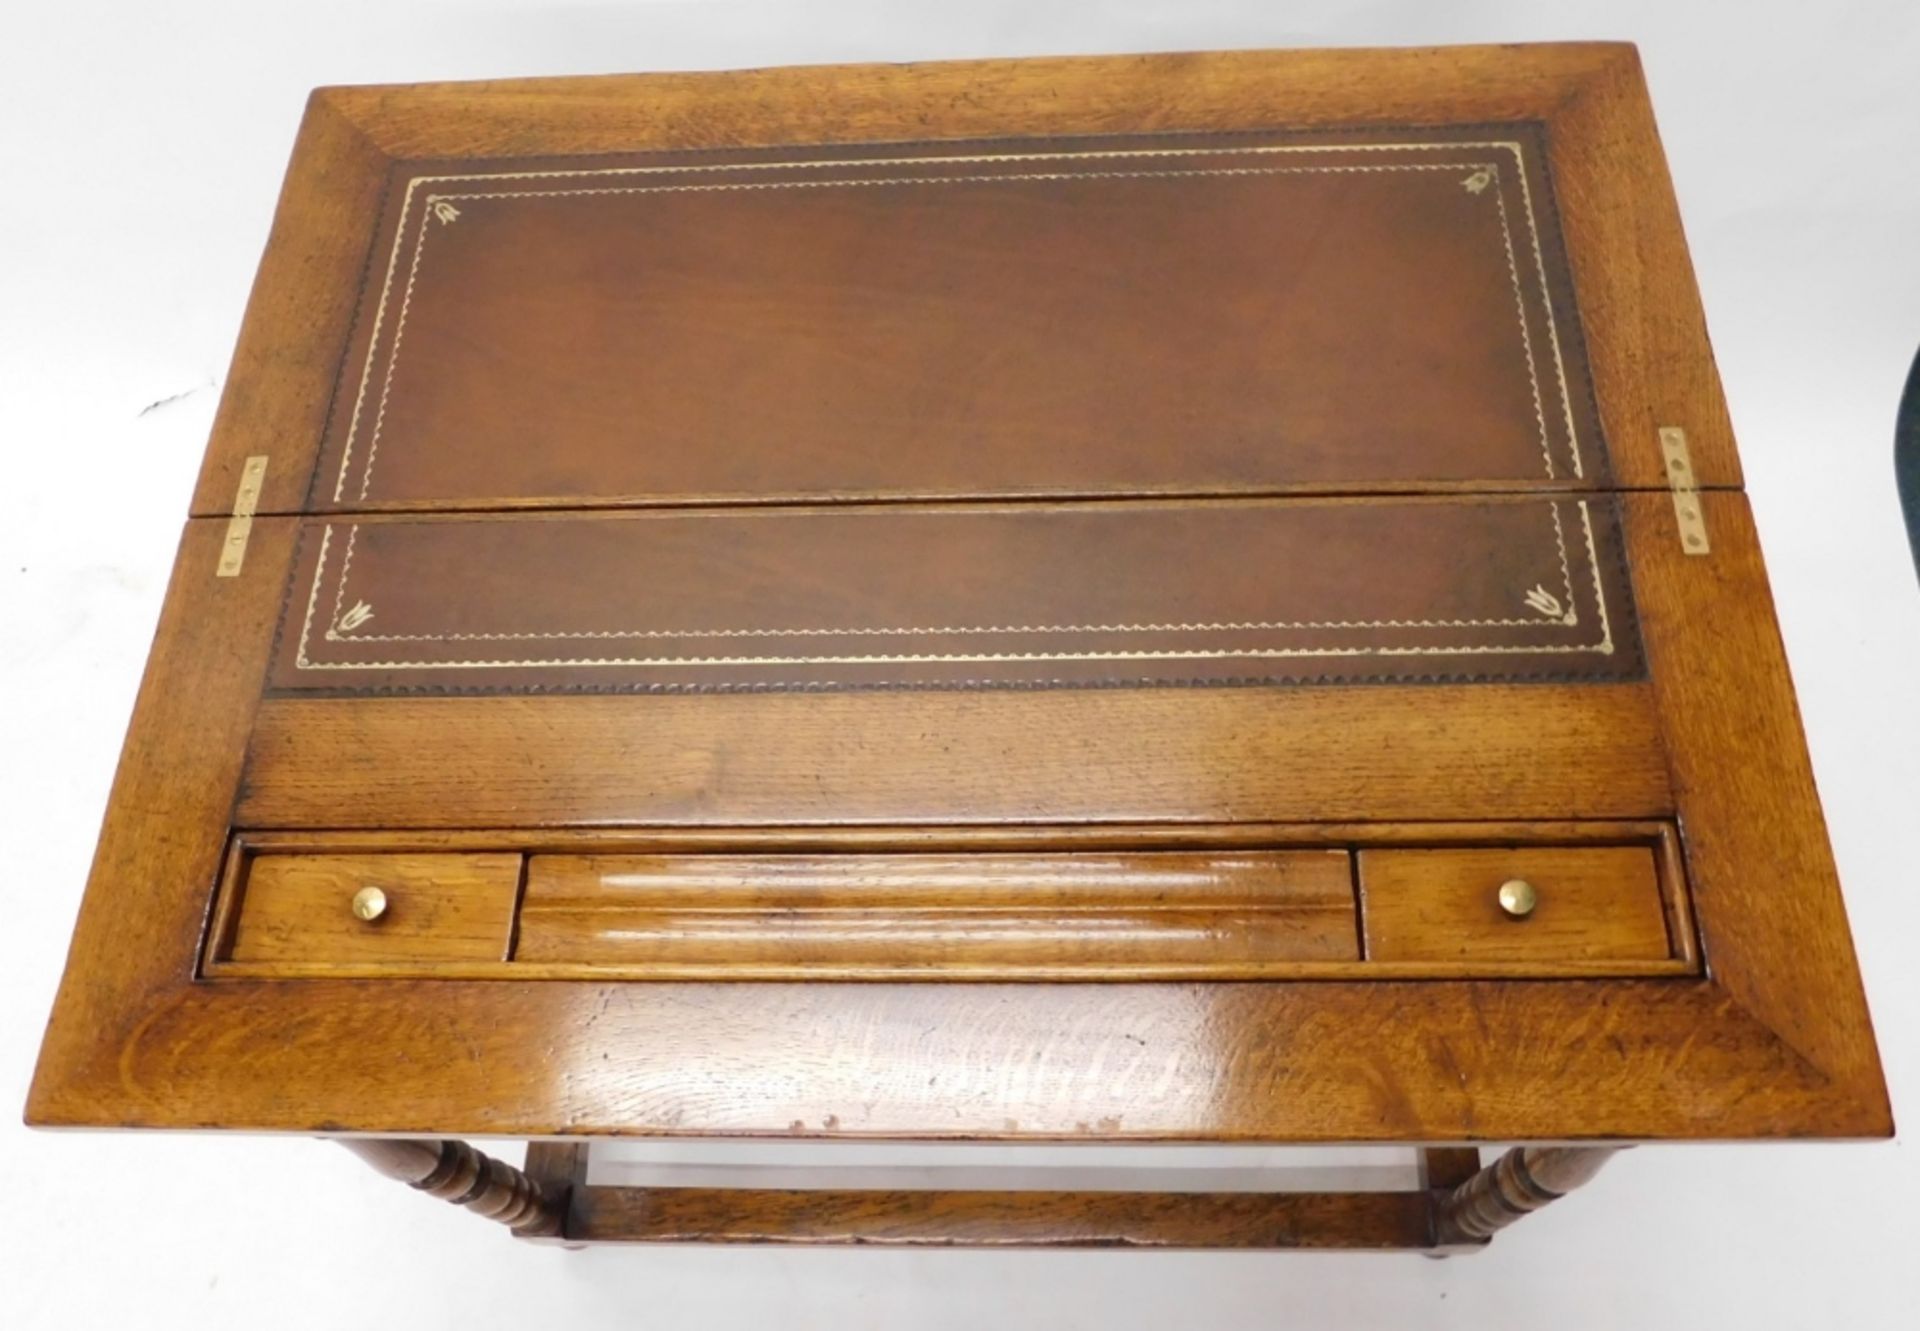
1900,346 -> 1920,584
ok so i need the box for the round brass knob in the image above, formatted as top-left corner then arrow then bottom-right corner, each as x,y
351,886 -> 389,922
1497,878 -> 1538,919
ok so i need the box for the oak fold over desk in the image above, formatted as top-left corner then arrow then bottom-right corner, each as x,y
28,44 -> 1889,1253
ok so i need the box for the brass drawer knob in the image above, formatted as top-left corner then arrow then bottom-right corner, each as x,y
351,885 -> 389,922
1497,878 -> 1539,919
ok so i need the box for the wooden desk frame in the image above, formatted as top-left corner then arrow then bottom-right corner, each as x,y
27,45 -> 1889,1253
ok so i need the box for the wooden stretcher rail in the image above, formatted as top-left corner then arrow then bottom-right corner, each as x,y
566,1184 -> 1441,1248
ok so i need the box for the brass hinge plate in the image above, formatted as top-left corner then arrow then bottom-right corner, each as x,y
216,455 -> 268,577
1658,427 -> 1710,556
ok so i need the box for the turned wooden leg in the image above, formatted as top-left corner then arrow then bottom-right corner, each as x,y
341,1138 -> 565,1237
1434,1146 -> 1620,1245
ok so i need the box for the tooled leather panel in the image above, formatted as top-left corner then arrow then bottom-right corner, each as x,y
307,124 -> 1608,510
268,497 -> 1642,695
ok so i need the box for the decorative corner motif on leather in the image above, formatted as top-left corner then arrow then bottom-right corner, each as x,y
1524,585 -> 1572,622
334,601 -> 375,635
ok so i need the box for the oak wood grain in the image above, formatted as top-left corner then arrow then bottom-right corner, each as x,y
217,819 -> 1679,855
189,97 -> 390,517
1548,48 -> 1742,489
199,829 -> 1698,982
26,519 -> 295,1123
515,850 -> 1359,975
323,45 -> 1622,158
216,851 -> 522,965
197,958 -> 1703,983
568,1184 -> 1436,1248
237,684 -> 1671,828
31,975 -> 1858,1139
1622,491 -> 1887,1115
1358,846 -> 1671,964
28,49 -> 1889,1159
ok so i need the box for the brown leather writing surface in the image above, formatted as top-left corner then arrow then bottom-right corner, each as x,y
313,126 -> 1604,511
284,123 -> 1637,696
271,497 -> 1638,693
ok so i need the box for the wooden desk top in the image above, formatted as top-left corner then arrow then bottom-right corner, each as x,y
28,44 -> 1889,1144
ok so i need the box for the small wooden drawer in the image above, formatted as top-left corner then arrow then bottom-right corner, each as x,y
215,852 -> 523,966
1357,847 -> 1674,967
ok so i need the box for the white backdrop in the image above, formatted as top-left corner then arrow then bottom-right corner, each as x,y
3,3 -> 1917,1327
